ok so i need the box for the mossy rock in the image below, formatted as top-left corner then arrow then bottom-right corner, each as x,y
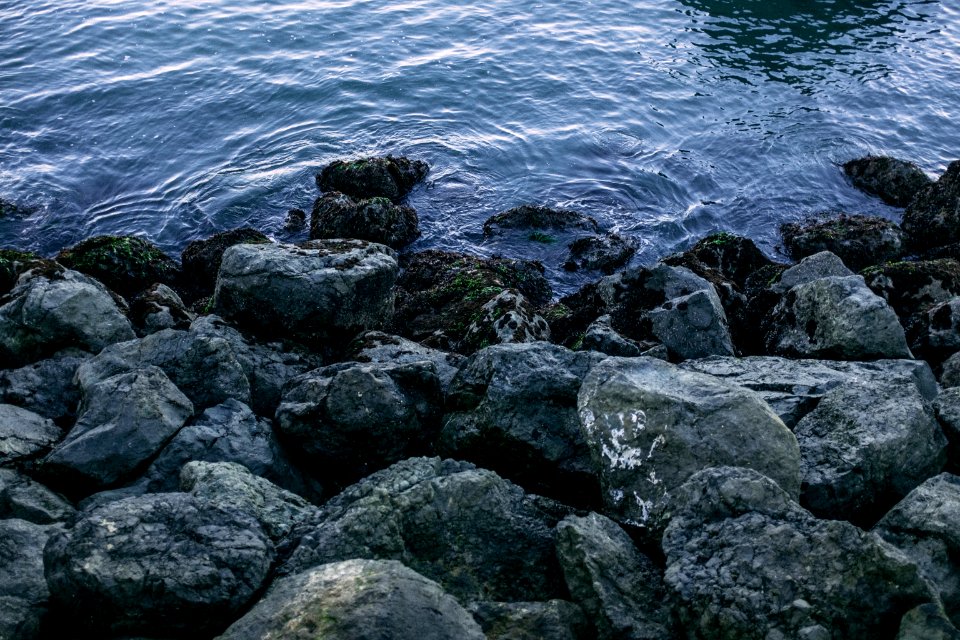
902,161 -> 960,252
664,232 -> 774,288
181,227 -> 270,301
310,192 -> 419,249
564,234 -> 636,274
861,258 -> 960,325
56,235 -> 179,298
483,205 -> 599,236
316,156 -> 429,203
0,248 -> 51,295
843,156 -> 932,208
780,214 -> 904,272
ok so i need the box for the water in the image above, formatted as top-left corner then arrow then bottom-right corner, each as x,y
1,0 -> 958,294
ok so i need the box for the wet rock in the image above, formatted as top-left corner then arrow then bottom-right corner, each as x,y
578,357 -> 800,533
281,457 -> 567,602
0,519 -> 61,640
0,198 -> 36,218
843,156 -> 932,208
0,268 -> 135,367
0,249 -> 47,296
180,227 -> 270,301
662,466 -> 936,640
897,604 -> 960,640
459,289 -> 551,353
564,233 -> 636,274
214,239 -> 397,347
771,251 -> 854,293
275,361 -> 442,487
647,285 -> 735,359
556,512 -> 673,639
902,161 -> 960,250
221,559 -> 484,640
941,352 -> 960,388
42,367 -> 193,494
468,600 -> 590,640
348,330 -> 465,392
862,259 -> 960,330
317,155 -> 429,202
128,283 -> 193,334
780,214 -> 905,271
483,204 -> 600,237
283,207 -> 306,231
310,191 -> 419,249
580,314 -> 647,357
913,296 -> 960,363
43,492 -> 274,637
935,388 -> 960,464
55,235 -> 180,299
0,404 -> 61,467
664,232 -> 775,288
0,469 -> 75,524
439,342 -> 605,506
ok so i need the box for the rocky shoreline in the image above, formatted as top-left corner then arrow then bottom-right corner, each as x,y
2,154 -> 960,639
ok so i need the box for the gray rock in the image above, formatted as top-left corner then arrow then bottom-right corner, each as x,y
843,156 -> 933,208
0,519 -> 61,640
281,457 -> 566,602
564,233 -> 636,274
897,604 -> 960,640
214,240 -> 397,345
662,466 -> 937,640
43,367 -> 193,493
0,350 -> 88,423
468,600 -> 590,640
597,264 -> 712,308
902,161 -> 960,250
765,275 -> 911,359
440,342 -> 605,505
180,461 -> 317,541
578,357 -> 800,532
459,289 -> 550,353
647,286 -> 735,359
276,361 -> 442,486
43,492 -> 274,636
310,191 -> 419,249
129,283 -> 194,334
0,404 -> 61,466
556,513 -> 673,639
875,474 -> 960,624
350,330 -> 465,392
0,469 -> 75,524
796,382 -> 946,522
220,559 -> 484,640
780,216 -> 906,272
934,388 -> 960,461
581,314 -> 644,357
772,251 -> 855,294
920,297 -> 960,359
941,351 -> 960,388
0,268 -> 135,366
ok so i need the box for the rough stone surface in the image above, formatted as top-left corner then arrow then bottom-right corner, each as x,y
180,227 -> 270,301
317,155 -> 429,202
0,249 -> 47,297
459,289 -> 551,353
440,342 -> 605,505
483,204 -> 599,236
468,600 -> 590,640
0,469 -> 75,524
129,283 -> 194,334
941,351 -> 960,388
310,191 -> 419,249
281,457 -> 567,602
664,232 -> 776,288
843,156 -> 932,207
771,251 -> 854,294
580,314 -> 646,357
915,296 -> 960,363
862,259 -> 960,339
646,286 -> 735,359
55,235 -> 180,298
0,519 -> 61,640
348,330 -> 465,392
935,387 -> 960,463
781,215 -> 905,271
0,404 -> 61,466
221,559 -> 484,640
902,161 -> 960,250
897,604 -> 960,640
578,357 -> 800,532
564,233 -> 636,274
556,512 -> 673,639
662,466 -> 937,640
0,350 -> 88,424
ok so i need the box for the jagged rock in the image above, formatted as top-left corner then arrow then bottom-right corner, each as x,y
0,519 -> 61,640
459,289 -> 550,353
180,227 -> 270,301
844,156 -> 932,207
317,155 -> 429,202
55,235 -> 179,298
771,251 -> 854,294
564,233 -> 636,274
283,207 -> 306,231
941,352 -> 960,388
0,268 -> 135,367
580,314 -> 646,357
468,600 -> 590,640
42,367 -> 193,494
902,161 -> 960,250
0,469 -> 75,524
221,559 -> 484,640
348,330 -> 465,392
862,259 -> 960,332
578,357 -> 800,533
914,296 -> 960,363
556,513 -> 673,639
935,388 -> 960,464
662,466 -> 937,640
646,286 -> 735,359
281,457 -> 567,602
0,350 -> 88,424
796,381 -> 946,523
663,232 -> 775,288
43,492 -> 274,636
897,604 -> 960,640
0,249 -> 47,296
780,215 -> 905,271
275,361 -> 442,487
483,204 -> 599,236
129,283 -> 193,333
214,239 -> 397,346
310,191 -> 419,248
439,342 -> 605,506
0,404 -> 61,466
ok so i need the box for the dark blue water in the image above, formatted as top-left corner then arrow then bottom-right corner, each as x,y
1,0 -> 958,293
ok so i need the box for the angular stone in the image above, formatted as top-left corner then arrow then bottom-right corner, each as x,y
902,161 -> 960,250
564,233 -> 636,274
468,600 -> 590,640
459,289 -> 550,354
180,227 -> 270,301
897,604 -> 960,640
0,350 -> 88,423
0,519 -> 61,640
843,156 -> 932,208
0,469 -> 75,524
771,251 -> 854,294
349,330 -> 465,392
780,215 -> 905,272
647,286 -> 735,359
129,283 -> 194,334
310,191 -> 419,249
55,235 -> 180,299
317,155 -> 429,202
0,404 -> 61,466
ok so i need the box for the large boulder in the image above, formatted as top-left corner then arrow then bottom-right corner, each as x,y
0,469 -> 75,524
310,191 -> 419,249
663,232 -> 777,289
780,214 -> 905,271
483,204 -> 599,237
770,250 -> 854,294
44,492 -> 274,636
902,161 -> 960,251
458,289 -> 551,354
129,283 -> 193,334
467,601 -> 590,640
220,559 -> 484,640
281,457 -> 567,602
0,349 -> 88,424
577,357 -> 800,533
862,259 -> 960,333
348,330 -> 465,392
0,249 -> 47,296
439,342 -> 605,506
316,155 -> 429,202
180,227 -> 270,301
214,240 -> 397,346
0,404 -> 61,467
55,235 -> 179,298
912,296 -> 960,363
646,285 -> 734,359
0,268 -> 135,367
564,233 -> 636,274
662,466 -> 938,640
897,604 -> 960,640
843,156 -> 932,208
0,519 -> 61,640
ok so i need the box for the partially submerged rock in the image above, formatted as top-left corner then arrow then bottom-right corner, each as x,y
902,161 -> 960,251
780,214 -> 905,271
564,233 -> 636,274
483,204 -> 599,236
55,235 -> 179,298
843,156 -> 932,207
180,227 -> 270,301
317,155 -> 429,202
310,191 -> 419,249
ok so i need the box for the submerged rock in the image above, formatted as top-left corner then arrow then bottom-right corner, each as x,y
180,227 -> 270,301
780,214 -> 905,271
483,204 -> 599,236
902,161 -> 960,251
843,156 -> 932,208
564,233 -> 636,274
55,235 -> 179,298
316,155 -> 429,202
310,191 -> 419,249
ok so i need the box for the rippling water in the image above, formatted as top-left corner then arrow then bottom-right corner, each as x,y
1,0 -> 958,293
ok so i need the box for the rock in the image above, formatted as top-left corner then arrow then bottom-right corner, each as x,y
564,234 -> 636,274
914,296 -> 960,363
459,289 -> 551,353
935,388 -> 960,465
468,600 -> 590,640
43,492 -> 274,636
765,275 -> 911,359
129,283 -> 193,334
214,239 -> 397,347
0,404 -> 61,467
439,342 -> 605,505
276,361 -> 442,487
682,356 -> 938,428
0,469 -> 75,524
316,155 -> 429,202
42,367 -> 193,494
483,205 -> 600,236
0,519 -> 61,640
55,235 -> 180,298
556,512 -> 673,639
780,214 -> 905,271
580,314 -> 647,357
662,466 -> 937,640
0,198 -> 35,218
771,251 -> 854,294
180,461 -> 317,541
281,457 -> 567,602
663,232 -> 775,288
897,604 -> 960,640
0,268 -> 136,367
578,357 -> 800,533
221,559 -> 484,640
646,286 -> 735,359
180,227 -> 270,301
902,161 -> 960,250
843,156 -> 932,208
941,352 -> 960,388
283,207 -> 306,231
862,259 -> 960,331
310,191 -> 419,249
0,249 -> 47,296
348,330 -> 465,392
0,351 -> 87,425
